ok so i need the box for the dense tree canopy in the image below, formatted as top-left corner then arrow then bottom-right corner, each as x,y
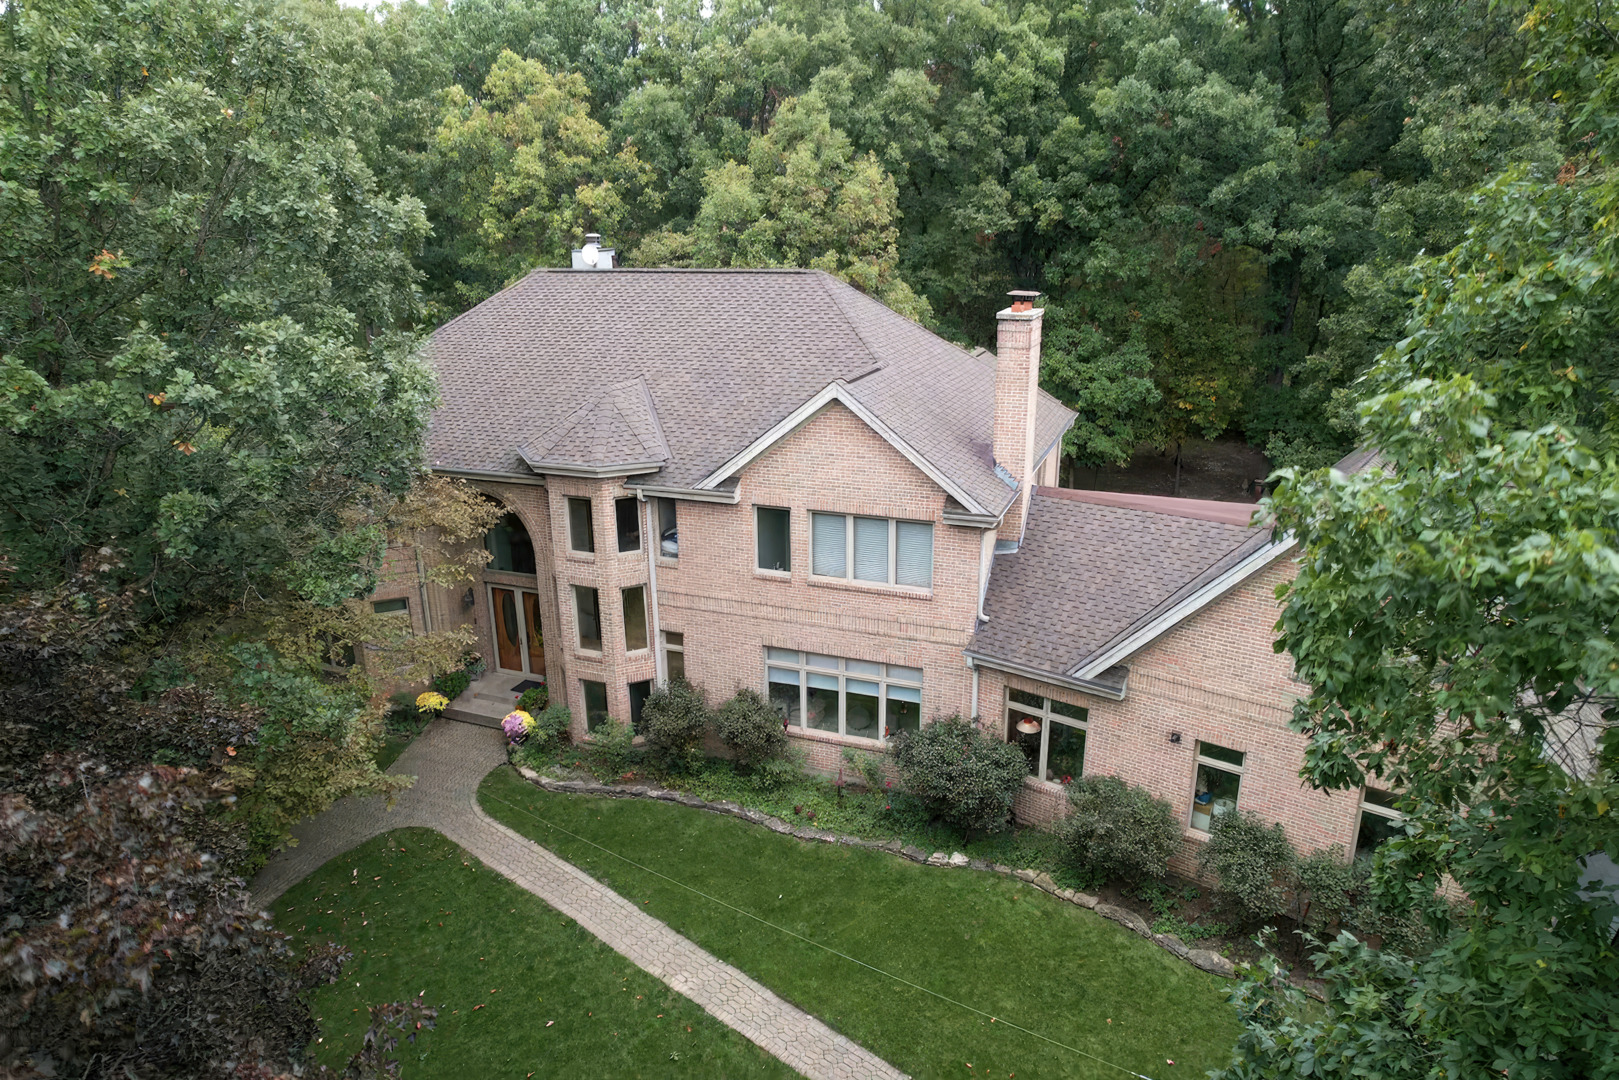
306,0 -> 1556,468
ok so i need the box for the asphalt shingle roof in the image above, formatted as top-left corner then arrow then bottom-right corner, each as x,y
426,269 -> 1074,515
970,487 -> 1279,678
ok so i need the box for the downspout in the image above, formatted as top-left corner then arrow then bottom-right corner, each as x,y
970,660 -> 980,721
414,541 -> 433,635
641,492 -> 664,684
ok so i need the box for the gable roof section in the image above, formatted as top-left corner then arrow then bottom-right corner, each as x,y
519,376 -> 669,476
426,269 -> 1076,517
968,487 -> 1293,687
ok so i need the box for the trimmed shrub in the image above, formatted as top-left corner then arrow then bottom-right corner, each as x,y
750,747 -> 808,792
715,688 -> 787,767
1295,845 -> 1360,934
641,679 -> 712,771
528,702 -> 571,748
432,669 -> 470,701
1199,809 -> 1296,926
889,716 -> 1027,835
516,685 -> 549,713
589,718 -> 638,778
1058,775 -> 1180,886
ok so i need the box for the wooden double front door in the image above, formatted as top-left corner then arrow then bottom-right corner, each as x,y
490,586 -> 544,676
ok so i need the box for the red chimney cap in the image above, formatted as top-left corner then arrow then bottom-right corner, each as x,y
1007,289 -> 1041,313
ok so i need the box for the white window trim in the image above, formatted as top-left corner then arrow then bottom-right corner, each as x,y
661,630 -> 684,683
573,584 -> 603,655
1005,692 -> 1087,785
807,511 -> 933,589
621,584 -> 649,653
1356,788 -> 1404,856
615,496 -> 643,554
1190,741 -> 1246,832
754,505 -> 792,575
566,497 -> 596,555
765,650 -> 922,743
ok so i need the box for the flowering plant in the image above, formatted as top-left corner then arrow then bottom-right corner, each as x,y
416,691 -> 449,715
501,709 -> 534,741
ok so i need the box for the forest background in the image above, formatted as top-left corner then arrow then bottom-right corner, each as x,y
320,0 -> 1556,473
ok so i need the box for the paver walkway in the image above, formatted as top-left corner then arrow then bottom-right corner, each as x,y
251,719 -> 907,1080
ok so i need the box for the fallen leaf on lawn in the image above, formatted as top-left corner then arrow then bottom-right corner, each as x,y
472,1004 -> 484,1011
546,1021 -> 554,1027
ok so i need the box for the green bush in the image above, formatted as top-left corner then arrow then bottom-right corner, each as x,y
516,685 -> 549,713
641,679 -> 712,771
384,689 -> 419,736
1295,845 -> 1360,934
526,702 -> 571,749
1058,775 -> 1181,887
1198,810 -> 1296,926
749,747 -> 807,792
589,718 -> 638,778
714,688 -> 786,767
889,716 -> 1027,835
433,669 -> 471,701
841,746 -> 887,792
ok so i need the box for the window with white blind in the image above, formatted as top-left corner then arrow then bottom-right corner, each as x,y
765,649 -> 922,742
809,513 -> 933,588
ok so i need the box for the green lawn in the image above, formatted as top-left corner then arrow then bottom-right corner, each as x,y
480,767 -> 1242,1080
274,828 -> 800,1079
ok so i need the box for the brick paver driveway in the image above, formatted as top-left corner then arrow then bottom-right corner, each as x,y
251,719 -> 907,1080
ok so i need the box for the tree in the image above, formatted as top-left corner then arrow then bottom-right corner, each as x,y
1219,4 -> 1619,1074
0,0 -> 434,616
431,50 -> 656,307
630,92 -> 931,322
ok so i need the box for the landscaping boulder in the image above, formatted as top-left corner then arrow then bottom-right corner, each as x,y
1187,948 -> 1237,977
1095,903 -> 1152,938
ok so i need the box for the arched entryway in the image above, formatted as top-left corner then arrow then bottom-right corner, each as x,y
484,512 -> 545,679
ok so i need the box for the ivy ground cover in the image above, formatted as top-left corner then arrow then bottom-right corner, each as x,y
480,768 -> 1241,1080
274,828 -> 799,1078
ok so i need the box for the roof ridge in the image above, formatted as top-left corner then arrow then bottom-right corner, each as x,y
1036,487 -> 1262,527
813,271 -> 884,372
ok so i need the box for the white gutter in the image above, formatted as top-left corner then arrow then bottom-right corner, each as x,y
432,466 -> 546,486
625,482 -> 741,505
1071,535 -> 1297,681
965,650 -> 1129,702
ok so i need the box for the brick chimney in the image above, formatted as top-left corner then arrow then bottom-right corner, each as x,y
993,290 -> 1044,541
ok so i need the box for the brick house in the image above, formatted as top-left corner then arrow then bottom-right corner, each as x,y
371,254 -> 1398,866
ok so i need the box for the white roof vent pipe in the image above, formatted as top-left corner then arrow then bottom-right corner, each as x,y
571,233 -> 616,270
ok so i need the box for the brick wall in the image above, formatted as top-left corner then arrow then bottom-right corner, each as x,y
979,558 -> 1362,872
658,401 -> 985,771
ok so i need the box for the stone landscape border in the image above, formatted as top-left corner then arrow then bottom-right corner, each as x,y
513,766 -> 1254,983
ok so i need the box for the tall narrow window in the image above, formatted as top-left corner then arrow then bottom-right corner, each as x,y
662,630 -> 685,682
1191,742 -> 1244,831
485,513 -> 537,574
615,497 -> 641,553
582,680 -> 609,731
756,506 -> 791,572
573,585 -> 601,653
655,497 -> 679,558
567,497 -> 594,553
895,522 -> 934,587
852,517 -> 889,582
621,585 -> 648,651
628,680 -> 652,733
811,512 -> 846,577
1356,788 -> 1405,859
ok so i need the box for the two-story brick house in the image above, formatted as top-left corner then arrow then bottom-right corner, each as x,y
372,257 -> 1395,866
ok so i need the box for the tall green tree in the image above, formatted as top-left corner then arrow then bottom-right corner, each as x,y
1219,4 -> 1619,1075
0,0 -> 434,614
631,92 -> 930,320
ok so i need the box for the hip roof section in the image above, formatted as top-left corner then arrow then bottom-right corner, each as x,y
426,268 -> 1075,515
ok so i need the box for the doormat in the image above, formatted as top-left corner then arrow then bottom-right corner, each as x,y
510,679 -> 545,693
